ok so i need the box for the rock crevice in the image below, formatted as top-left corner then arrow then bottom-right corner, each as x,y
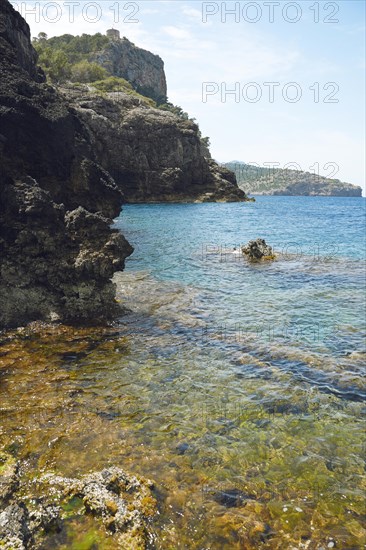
0,0 -> 133,328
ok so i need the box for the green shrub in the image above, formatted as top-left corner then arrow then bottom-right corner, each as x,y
92,77 -> 157,106
71,61 -> 108,83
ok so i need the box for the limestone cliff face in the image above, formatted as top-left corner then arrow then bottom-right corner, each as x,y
92,38 -> 167,104
0,0 -> 43,81
0,0 -> 132,328
65,91 -> 247,203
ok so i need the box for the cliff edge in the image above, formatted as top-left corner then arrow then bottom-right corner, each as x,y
64,89 -> 247,203
0,0 -> 133,328
92,35 -> 168,104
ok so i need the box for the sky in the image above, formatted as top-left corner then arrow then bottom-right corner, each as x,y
11,0 -> 366,194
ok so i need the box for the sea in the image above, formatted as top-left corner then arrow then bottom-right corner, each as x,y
1,196 -> 365,549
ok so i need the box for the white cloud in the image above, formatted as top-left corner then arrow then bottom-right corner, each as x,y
181,7 -> 203,20
162,26 -> 192,40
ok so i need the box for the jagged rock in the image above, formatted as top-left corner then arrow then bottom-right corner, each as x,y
0,1 -> 44,82
92,36 -> 167,104
42,467 -> 157,548
0,452 -> 19,506
27,501 -> 62,537
0,498 -> 62,549
65,92 -> 248,203
0,503 -> 31,550
242,239 -> 275,260
0,449 -> 157,550
0,0 -> 133,328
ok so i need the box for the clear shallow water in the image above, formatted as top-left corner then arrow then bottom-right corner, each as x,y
117,197 -> 366,366
1,197 -> 365,549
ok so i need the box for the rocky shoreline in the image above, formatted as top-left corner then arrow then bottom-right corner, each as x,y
0,0 -> 247,330
0,450 -> 157,549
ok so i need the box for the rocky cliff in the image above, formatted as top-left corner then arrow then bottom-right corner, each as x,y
64,89 -> 246,203
0,0 -> 133,328
225,162 -> 362,197
92,37 -> 167,104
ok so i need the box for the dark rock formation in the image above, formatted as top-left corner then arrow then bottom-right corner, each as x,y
63,91 -> 248,203
92,36 -> 167,104
0,0 -> 133,329
0,0 -> 44,82
213,488 -> 252,508
0,0 -> 247,328
242,239 -> 275,260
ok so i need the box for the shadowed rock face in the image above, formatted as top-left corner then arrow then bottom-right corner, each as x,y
64,92 -> 248,203
0,0 -> 133,328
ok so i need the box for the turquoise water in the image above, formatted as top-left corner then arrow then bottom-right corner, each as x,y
116,197 -> 366,401
1,197 -> 365,548
115,197 -> 366,547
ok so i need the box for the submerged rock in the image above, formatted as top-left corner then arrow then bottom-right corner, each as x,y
242,239 -> 275,260
175,442 -> 190,455
213,488 -> 252,508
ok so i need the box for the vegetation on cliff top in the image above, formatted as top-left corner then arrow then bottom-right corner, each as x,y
33,32 -> 211,147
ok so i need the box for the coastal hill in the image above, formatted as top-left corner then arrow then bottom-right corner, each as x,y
33,29 -> 167,104
0,1 -> 246,328
32,31 -> 247,204
224,161 -> 362,197
92,29 -> 167,104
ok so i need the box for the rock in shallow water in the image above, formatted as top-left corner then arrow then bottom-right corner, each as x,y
213,488 -> 252,508
0,452 -> 19,506
0,462 -> 157,549
0,503 -> 31,550
41,467 -> 157,548
242,239 -> 275,260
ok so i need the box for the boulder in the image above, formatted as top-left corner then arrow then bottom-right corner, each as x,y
242,239 -> 275,260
